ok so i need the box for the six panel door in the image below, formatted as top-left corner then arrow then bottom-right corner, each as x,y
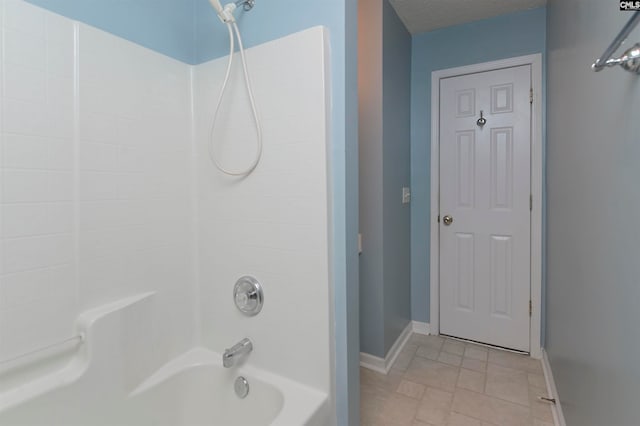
439,65 -> 532,352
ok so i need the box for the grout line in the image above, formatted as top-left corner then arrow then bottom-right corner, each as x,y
72,22 -> 80,313
188,64 -> 201,345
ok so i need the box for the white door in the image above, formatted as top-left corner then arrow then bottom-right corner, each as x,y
439,65 -> 531,352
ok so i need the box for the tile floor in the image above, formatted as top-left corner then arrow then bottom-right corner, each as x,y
360,333 -> 554,426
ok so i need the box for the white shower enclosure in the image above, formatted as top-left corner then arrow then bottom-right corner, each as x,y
0,1 -> 334,424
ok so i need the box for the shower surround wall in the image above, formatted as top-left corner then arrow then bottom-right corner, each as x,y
0,0 -> 333,417
0,0 -> 196,370
194,27 -> 332,393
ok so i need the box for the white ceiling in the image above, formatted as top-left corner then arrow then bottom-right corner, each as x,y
389,0 -> 547,34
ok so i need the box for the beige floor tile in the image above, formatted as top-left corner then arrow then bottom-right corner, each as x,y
438,351 -> 463,367
361,387 -> 387,425
464,345 -> 488,361
528,385 -> 554,423
461,357 -> 487,372
447,412 -> 482,426
416,344 -> 441,360
527,372 -> 546,389
395,351 -> 417,371
485,363 -> 530,406
360,407 -> 381,425
405,357 -> 460,392
532,419 -> 554,426
361,382 -> 388,402
360,336 -> 544,426
456,368 -> 485,393
415,387 -> 453,426
426,386 -> 454,405
451,389 -> 531,426
487,349 -> 543,374
362,366 -> 404,394
412,334 -> 445,349
397,379 -> 426,400
378,392 -> 420,426
402,342 -> 420,357
442,339 -> 466,356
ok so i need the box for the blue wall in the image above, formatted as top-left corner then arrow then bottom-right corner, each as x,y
381,0 -> 412,355
410,8 -> 547,325
342,0 -> 360,424
24,0 -> 360,424
546,1 -> 640,423
358,0 -> 384,357
26,0 -> 196,63
358,0 -> 411,359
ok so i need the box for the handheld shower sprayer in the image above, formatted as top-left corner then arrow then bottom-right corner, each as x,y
208,0 -> 236,23
208,0 -> 223,14
208,0 -> 262,176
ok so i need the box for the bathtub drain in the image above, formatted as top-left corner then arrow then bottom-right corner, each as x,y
234,376 -> 249,399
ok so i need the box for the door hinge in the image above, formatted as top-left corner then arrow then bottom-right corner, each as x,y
530,194 -> 533,211
530,88 -> 533,104
529,300 -> 533,316
437,215 -> 440,223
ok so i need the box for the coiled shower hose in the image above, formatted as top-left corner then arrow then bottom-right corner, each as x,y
208,22 -> 262,176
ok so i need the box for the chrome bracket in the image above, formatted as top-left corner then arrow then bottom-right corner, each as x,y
235,0 -> 255,11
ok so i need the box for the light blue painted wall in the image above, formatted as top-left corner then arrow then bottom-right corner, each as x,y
358,0 -> 411,358
410,8 -> 547,328
23,1 -> 360,424
381,0 -> 412,355
358,0 -> 384,357
25,0 -> 196,63
194,0 -> 347,63
546,1 -> 640,424
342,0 -> 360,423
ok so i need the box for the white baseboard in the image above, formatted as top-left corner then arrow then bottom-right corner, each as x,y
542,349 -> 566,426
360,321 -> 413,374
359,352 -> 387,374
412,321 -> 430,335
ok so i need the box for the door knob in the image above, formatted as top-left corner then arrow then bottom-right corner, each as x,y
443,215 -> 453,226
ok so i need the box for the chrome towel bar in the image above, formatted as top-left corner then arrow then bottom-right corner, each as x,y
592,11 -> 640,73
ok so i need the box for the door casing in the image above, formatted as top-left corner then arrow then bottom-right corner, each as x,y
429,54 -> 543,359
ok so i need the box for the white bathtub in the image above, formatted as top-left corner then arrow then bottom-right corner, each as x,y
130,348 -> 330,426
0,295 -> 330,426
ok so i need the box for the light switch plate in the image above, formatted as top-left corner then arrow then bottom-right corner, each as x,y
402,187 -> 411,204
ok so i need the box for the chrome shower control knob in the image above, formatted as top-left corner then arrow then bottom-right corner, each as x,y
233,276 -> 264,316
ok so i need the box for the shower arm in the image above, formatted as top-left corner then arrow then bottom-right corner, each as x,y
235,0 -> 255,12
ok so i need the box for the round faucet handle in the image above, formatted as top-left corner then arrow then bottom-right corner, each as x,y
233,276 -> 264,316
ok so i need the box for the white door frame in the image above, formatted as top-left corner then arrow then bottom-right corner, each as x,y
429,54 -> 543,359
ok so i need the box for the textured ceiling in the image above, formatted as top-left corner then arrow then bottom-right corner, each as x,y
389,0 -> 547,34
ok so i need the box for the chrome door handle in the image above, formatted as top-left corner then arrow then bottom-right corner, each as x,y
443,215 -> 453,226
